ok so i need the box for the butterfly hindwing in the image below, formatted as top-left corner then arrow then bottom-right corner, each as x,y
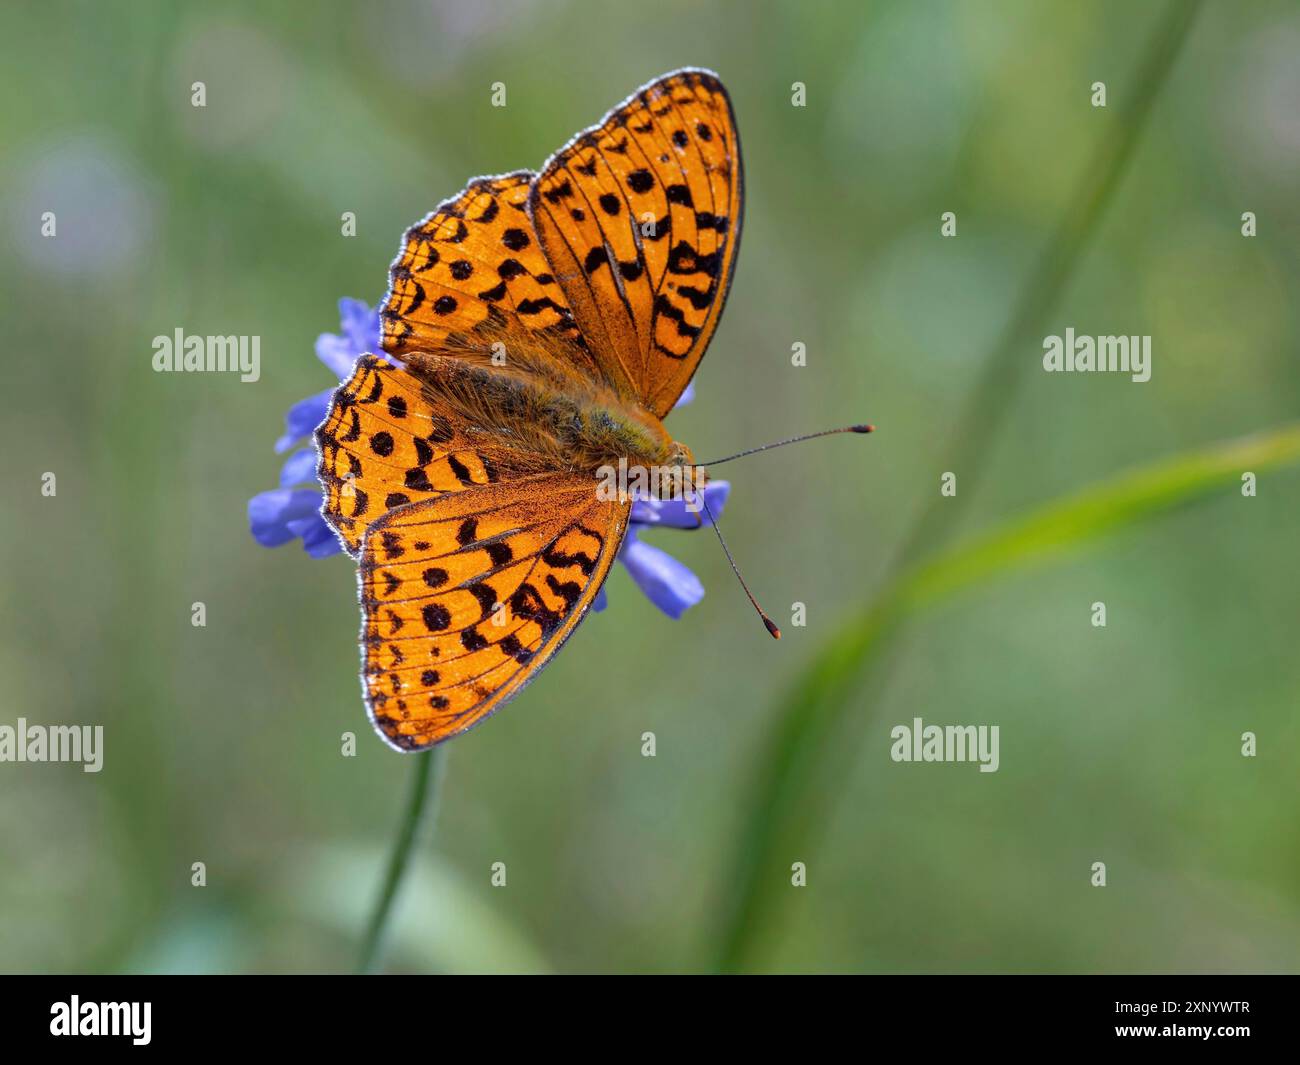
358,475 -> 630,750
529,68 -> 744,417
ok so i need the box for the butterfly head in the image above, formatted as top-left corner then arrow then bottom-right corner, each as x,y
671,439 -> 704,481
669,439 -> 695,467
642,438 -> 707,501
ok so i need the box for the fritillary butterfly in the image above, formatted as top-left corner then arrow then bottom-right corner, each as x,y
315,69 -> 744,750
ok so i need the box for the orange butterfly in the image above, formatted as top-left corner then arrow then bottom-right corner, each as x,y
315,69 -> 747,751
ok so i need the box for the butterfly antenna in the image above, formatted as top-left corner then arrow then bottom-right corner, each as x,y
698,490 -> 781,639
693,424 -> 873,467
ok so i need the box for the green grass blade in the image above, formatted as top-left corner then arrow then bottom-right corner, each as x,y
715,422 -> 1300,970
903,425 -> 1300,610
712,0 -> 1207,972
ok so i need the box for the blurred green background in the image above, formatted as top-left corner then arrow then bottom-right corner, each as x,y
2,0 -> 1297,974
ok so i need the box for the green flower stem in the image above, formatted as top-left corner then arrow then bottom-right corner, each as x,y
357,747 -> 449,974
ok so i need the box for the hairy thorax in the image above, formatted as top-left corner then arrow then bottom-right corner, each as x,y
402,347 -> 699,497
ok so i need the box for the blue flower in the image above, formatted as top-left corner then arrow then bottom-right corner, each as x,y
248,298 -> 380,559
593,480 -> 730,618
248,298 -> 728,619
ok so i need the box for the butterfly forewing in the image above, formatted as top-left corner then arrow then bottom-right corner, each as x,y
358,475 -> 629,749
381,171 -> 614,388
528,68 -> 744,416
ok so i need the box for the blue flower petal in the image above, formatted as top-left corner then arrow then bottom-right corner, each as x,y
274,388 -> 334,454
339,297 -> 381,357
253,298 -> 384,557
314,332 -> 357,380
591,586 -> 608,612
249,488 -> 325,548
673,380 -> 696,409
288,512 -> 344,558
303,528 -> 344,558
313,298 -> 381,378
278,448 -> 319,488
618,528 -> 704,619
629,480 -> 730,528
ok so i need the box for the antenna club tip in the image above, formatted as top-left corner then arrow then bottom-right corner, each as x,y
853,423 -> 875,434
763,616 -> 782,639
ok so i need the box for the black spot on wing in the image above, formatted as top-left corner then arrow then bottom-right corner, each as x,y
627,169 -> 655,194
422,603 -> 451,631
584,246 -> 608,274
467,582 -> 497,620
543,179 -> 573,204
653,294 -> 701,348
446,454 -> 475,485
381,531 -> 404,559
500,633 -> 533,664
